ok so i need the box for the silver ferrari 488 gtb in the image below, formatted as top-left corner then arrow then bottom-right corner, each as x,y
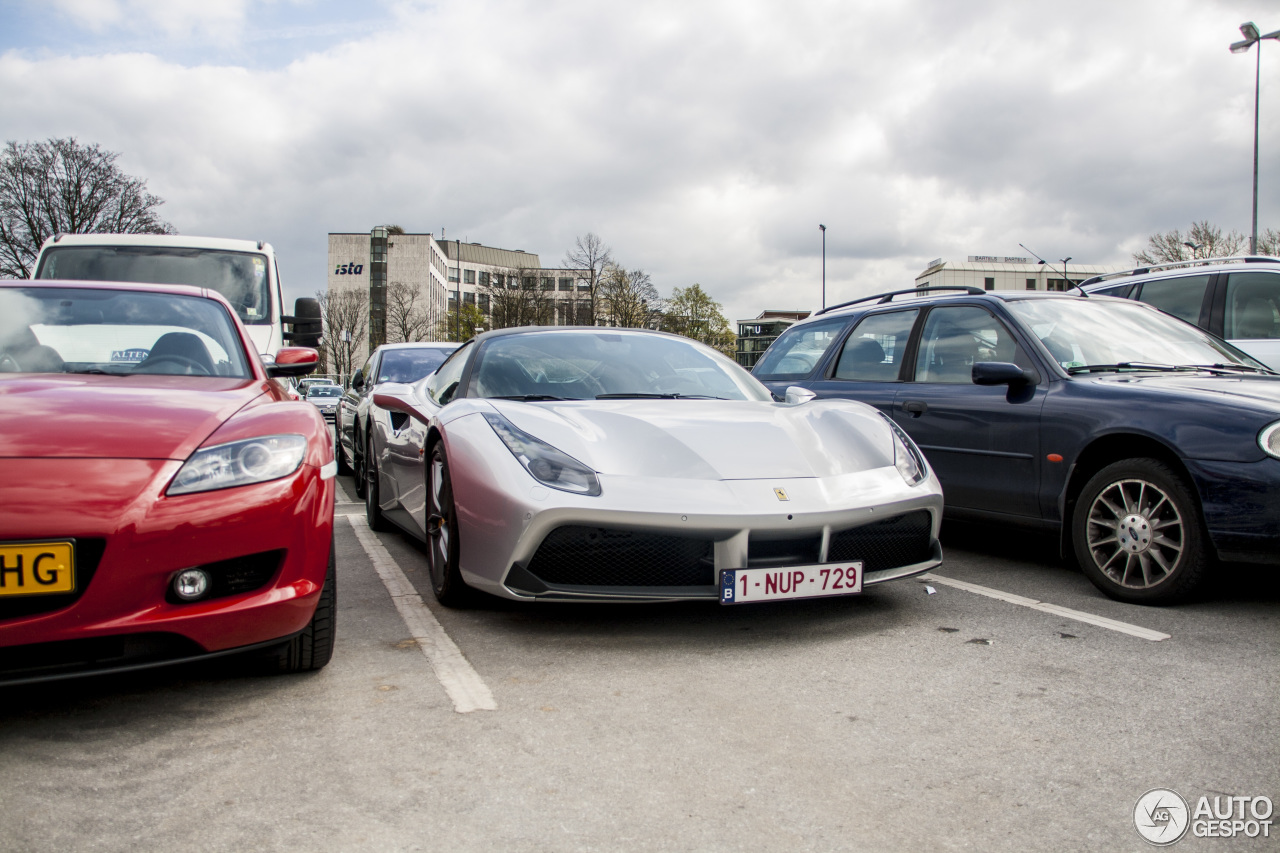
364,327 -> 944,606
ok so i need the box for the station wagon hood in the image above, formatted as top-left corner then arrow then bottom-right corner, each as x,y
490,398 -> 896,480
0,375 -> 265,459
1086,372 -> 1280,411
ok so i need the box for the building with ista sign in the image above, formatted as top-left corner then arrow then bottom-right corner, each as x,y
914,255 -> 1121,292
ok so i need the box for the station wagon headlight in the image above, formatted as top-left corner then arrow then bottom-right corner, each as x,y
1261,421 -> 1280,460
882,414 -> 928,486
483,413 -> 601,496
168,434 -> 307,495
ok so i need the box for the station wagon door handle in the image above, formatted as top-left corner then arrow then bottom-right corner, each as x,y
903,400 -> 928,417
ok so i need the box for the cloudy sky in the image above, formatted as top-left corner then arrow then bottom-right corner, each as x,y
1,0 -> 1275,322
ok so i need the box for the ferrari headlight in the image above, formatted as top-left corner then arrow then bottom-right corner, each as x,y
168,434 -> 307,495
1261,421 -> 1280,460
882,415 -> 928,486
483,413 -> 601,496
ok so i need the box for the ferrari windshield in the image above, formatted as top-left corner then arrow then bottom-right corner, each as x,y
36,246 -> 272,327
0,286 -> 252,378
1007,298 -> 1264,371
471,330 -> 772,401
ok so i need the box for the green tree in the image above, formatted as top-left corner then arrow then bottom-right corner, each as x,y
661,283 -> 736,356
0,137 -> 175,278
434,303 -> 487,341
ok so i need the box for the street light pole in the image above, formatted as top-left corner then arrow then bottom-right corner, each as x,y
819,224 -> 826,310
1231,22 -> 1280,255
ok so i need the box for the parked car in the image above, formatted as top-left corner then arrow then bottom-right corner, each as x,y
0,279 -> 337,685
336,341 -> 460,492
362,326 -> 943,606
752,286 -> 1280,604
1081,256 -> 1280,369
305,383 -> 343,421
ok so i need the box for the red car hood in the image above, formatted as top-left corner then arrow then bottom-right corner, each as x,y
0,374 -> 266,460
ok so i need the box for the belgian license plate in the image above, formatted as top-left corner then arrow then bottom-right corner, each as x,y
719,563 -> 862,605
0,540 -> 75,597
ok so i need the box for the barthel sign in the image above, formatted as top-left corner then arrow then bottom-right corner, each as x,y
1134,788 -> 1273,845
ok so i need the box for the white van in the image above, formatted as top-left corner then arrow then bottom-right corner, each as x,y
32,233 -> 321,360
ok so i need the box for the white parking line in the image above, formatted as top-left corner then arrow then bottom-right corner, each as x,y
344,513 -> 497,713
922,573 -> 1171,642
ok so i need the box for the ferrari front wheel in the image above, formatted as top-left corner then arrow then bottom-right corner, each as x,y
425,442 -> 470,607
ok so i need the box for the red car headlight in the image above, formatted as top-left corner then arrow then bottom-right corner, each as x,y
167,434 -> 308,495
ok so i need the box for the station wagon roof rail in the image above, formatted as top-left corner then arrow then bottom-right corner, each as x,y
1079,255 -> 1280,287
813,286 -> 987,316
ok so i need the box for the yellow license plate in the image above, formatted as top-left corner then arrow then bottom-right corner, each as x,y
0,541 -> 76,597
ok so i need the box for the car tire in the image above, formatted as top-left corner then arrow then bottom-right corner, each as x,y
1072,458 -> 1210,604
334,418 -> 352,476
353,424 -> 368,499
426,441 -> 471,607
261,540 -> 337,673
365,433 -> 391,532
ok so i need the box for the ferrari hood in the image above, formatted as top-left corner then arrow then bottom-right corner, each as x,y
489,398 -> 897,480
0,374 -> 265,460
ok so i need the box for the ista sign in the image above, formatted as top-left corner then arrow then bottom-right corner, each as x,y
334,263 -> 364,275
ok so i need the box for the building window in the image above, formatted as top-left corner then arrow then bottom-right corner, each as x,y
541,277 -> 554,291
479,271 -> 490,287
984,277 -> 995,291
479,294 -> 490,313
1026,278 -> 1036,290
448,268 -> 459,283
522,276 -> 536,290
463,292 -> 475,306
558,277 -> 572,291
464,269 -> 475,285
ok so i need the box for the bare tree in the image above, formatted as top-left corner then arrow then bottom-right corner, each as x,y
1260,228 -> 1280,257
1134,221 -> 1249,264
600,265 -> 661,328
0,137 -> 175,278
386,281 -> 430,343
317,288 -> 367,384
481,267 -> 555,329
563,233 -> 613,322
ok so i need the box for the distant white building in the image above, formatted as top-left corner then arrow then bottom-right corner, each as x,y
915,255 -> 1122,292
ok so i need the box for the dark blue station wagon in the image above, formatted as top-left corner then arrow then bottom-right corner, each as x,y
753,286 -> 1280,604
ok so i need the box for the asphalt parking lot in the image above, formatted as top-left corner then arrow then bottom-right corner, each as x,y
2,475 -> 1277,853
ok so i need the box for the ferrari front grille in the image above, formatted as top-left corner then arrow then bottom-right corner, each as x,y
525,526 -> 715,587
827,510 -> 933,571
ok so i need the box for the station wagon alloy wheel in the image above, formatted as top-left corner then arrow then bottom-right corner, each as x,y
1072,458 -> 1208,604
1086,478 -> 1183,588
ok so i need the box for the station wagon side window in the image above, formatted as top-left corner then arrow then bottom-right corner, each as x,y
913,305 -> 1029,383
1135,275 -> 1211,325
1223,271 -> 1280,340
832,309 -> 918,381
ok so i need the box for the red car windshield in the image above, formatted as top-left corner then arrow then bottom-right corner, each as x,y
0,286 -> 253,378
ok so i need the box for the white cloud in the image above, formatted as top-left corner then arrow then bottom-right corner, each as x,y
1,0 -> 1275,322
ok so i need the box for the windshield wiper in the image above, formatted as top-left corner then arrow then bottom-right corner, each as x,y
489,394 -> 570,401
1065,362 -> 1194,375
61,367 -> 129,375
595,392 -> 726,400
1205,363 -> 1279,375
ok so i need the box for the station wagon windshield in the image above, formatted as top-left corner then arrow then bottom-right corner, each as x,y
36,246 -> 272,327
1008,298 -> 1261,371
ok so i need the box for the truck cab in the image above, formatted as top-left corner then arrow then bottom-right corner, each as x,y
33,233 -> 321,360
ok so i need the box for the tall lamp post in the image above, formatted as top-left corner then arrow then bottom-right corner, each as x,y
1231,22 -> 1280,255
819,224 -> 826,310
